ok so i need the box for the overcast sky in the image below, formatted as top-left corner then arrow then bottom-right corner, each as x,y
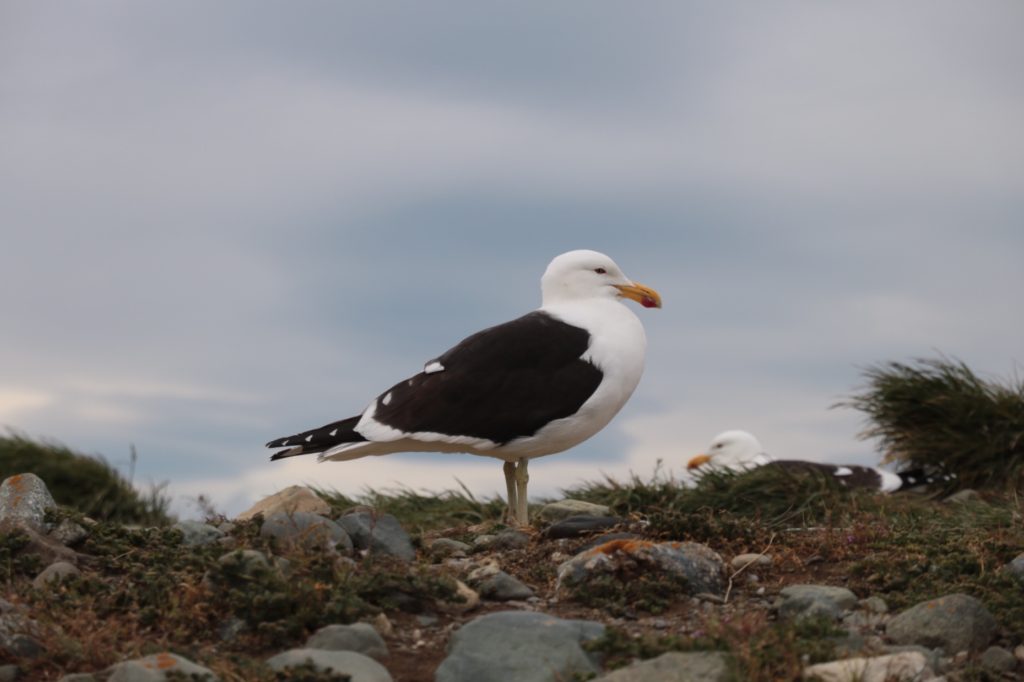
3,2 -> 1022,518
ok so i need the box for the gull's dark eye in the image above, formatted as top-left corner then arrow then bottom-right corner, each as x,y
594,267 -> 607,274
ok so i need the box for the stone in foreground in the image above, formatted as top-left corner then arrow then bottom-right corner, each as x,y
306,622 -> 389,661
557,539 -> 726,598
106,652 -> 218,681
885,593 -> 996,653
591,651 -> 733,682
538,499 -> 612,521
236,485 -> 331,520
266,649 -> 392,682
259,511 -> 353,554
337,510 -> 416,561
776,585 -> 858,622
435,611 -> 605,682
802,651 -> 932,682
0,473 -> 57,532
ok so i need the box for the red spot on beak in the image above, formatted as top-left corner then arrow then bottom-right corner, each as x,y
640,297 -> 658,308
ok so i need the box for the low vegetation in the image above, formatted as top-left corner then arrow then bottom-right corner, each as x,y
4,355 -> 1023,679
0,433 -> 172,525
839,355 -> 1024,491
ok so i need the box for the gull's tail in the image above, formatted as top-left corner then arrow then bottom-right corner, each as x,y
266,415 -> 366,460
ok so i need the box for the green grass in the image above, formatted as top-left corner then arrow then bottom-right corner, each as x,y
0,432 -> 172,525
838,355 -> 1024,491
15,513 -> 462,679
586,614 -> 844,681
563,464 -> 882,546
846,495 -> 1024,640
312,482 -> 507,534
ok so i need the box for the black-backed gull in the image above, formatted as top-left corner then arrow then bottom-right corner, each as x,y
267,250 -> 661,524
687,430 -> 937,492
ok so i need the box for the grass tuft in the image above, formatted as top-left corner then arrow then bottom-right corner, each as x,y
562,464 -> 880,545
311,482 -> 507,533
0,432 -> 172,525
838,355 -> 1024,491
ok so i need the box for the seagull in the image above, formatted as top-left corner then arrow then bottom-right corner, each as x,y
686,430 -> 938,492
267,250 -> 661,525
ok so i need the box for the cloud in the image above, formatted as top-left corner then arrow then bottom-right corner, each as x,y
1,2 -> 1021,518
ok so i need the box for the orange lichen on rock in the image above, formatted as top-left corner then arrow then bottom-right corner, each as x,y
589,538 -> 656,555
6,474 -> 27,505
145,652 -> 179,670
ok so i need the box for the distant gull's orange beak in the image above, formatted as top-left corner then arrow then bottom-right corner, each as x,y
687,454 -> 712,470
614,282 -> 662,309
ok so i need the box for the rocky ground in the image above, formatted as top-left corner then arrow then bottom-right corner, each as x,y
2,471 -> 1024,681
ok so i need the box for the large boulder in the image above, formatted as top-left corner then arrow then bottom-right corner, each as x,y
591,651 -> 733,681
886,593 -> 997,653
236,486 -> 331,521
435,611 -> 605,682
0,473 -> 57,532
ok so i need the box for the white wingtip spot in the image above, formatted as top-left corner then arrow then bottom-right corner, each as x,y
382,391 -> 393,406
834,466 -> 853,476
329,429 -> 338,437
424,361 -> 445,374
305,434 -> 314,442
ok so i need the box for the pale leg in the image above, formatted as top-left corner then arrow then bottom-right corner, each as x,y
514,457 -> 529,525
503,460 -> 518,524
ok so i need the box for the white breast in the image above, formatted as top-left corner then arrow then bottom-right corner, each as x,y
501,299 -> 647,459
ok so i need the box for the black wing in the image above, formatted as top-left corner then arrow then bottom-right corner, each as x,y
371,311 -> 603,444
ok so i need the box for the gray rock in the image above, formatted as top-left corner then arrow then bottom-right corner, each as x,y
50,518 -> 89,546
0,599 -> 42,659
106,652 -> 218,681
435,611 -> 605,682
557,539 -> 726,598
260,511 -> 353,554
32,561 -> 81,588
0,665 -> 18,682
574,532 -> 643,554
1004,552 -> 1024,579
429,538 -> 471,558
944,489 -> 981,504
886,593 -> 996,653
859,596 -> 889,614
802,651 -> 932,682
337,510 -> 415,561
877,645 -> 942,674
236,485 -> 332,521
842,609 -> 888,632
472,529 -> 530,551
306,622 -> 389,661
3,634 -> 42,659
476,571 -> 535,601
979,645 -> 1017,673
210,549 -> 275,586
543,515 -> 623,539
57,675 -> 98,682
266,649 -> 392,682
0,473 -> 57,531
730,553 -> 772,570
0,518 -> 78,566
591,651 -> 733,682
776,585 -> 858,621
173,520 -> 224,547
538,499 -> 611,521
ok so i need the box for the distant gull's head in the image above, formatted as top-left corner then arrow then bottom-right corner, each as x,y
688,430 -> 767,471
541,250 -> 662,309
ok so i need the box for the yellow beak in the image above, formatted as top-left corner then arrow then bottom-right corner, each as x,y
614,282 -> 662,309
687,454 -> 712,470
